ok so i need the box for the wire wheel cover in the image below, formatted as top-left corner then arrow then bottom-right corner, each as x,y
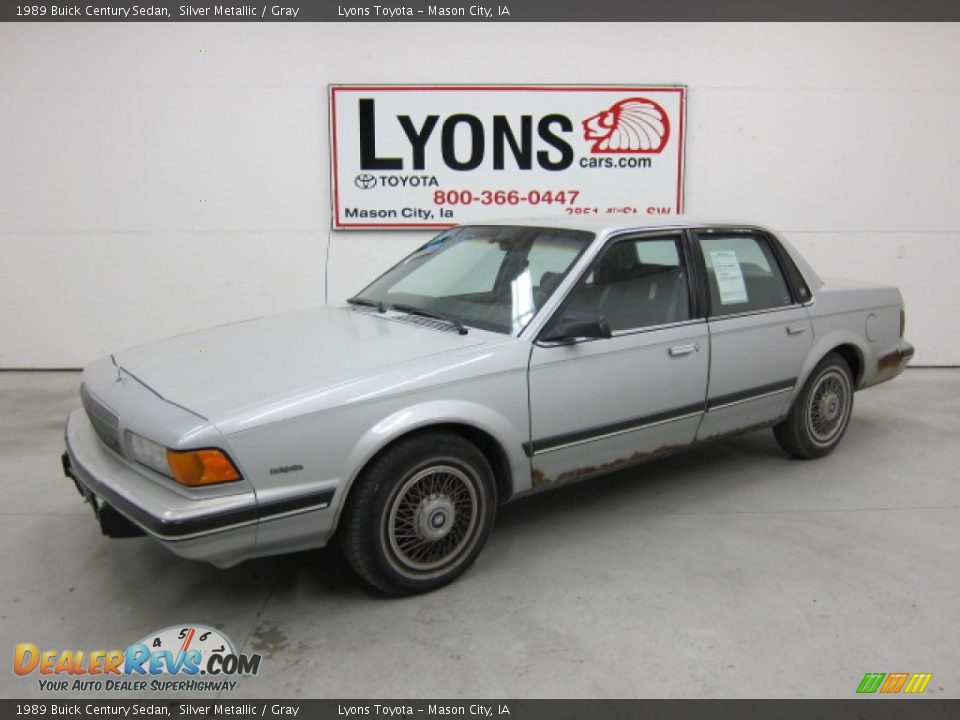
807,369 -> 850,444
385,464 -> 479,573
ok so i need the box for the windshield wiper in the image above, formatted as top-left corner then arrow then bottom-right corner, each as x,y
390,303 -> 468,335
347,296 -> 386,313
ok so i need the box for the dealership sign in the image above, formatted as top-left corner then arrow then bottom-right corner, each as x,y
329,85 -> 686,229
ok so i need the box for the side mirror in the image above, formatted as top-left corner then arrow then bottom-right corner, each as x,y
541,312 -> 612,343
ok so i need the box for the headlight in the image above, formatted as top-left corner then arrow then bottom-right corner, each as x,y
126,432 -> 241,486
127,432 -> 169,476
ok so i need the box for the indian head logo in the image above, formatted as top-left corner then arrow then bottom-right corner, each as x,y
582,97 -> 670,153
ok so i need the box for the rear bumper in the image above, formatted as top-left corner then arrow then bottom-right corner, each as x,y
899,341 -> 915,366
64,409 -> 261,566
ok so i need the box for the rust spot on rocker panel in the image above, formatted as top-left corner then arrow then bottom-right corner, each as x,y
552,444 -> 685,486
697,421 -> 775,444
530,467 -> 550,488
530,421 -> 777,490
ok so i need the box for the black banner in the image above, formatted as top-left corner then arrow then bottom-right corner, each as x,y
1,700 -> 959,720
2,0 -> 960,22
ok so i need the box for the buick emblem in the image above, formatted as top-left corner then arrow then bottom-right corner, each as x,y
354,173 -> 377,190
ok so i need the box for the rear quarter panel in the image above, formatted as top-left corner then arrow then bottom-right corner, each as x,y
800,279 -> 904,390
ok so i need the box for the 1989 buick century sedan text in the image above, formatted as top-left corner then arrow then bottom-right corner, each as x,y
63,217 -> 914,594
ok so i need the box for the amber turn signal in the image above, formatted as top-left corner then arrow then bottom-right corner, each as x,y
166,448 -> 241,486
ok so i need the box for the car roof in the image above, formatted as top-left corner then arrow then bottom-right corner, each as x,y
454,214 -> 824,292
471,214 -> 768,234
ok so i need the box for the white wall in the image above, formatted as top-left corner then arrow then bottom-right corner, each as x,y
1,22 -> 958,366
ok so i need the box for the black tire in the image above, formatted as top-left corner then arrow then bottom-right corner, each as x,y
339,431 -> 497,595
774,352 -> 855,459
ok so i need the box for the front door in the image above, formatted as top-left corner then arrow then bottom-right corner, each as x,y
528,232 -> 709,486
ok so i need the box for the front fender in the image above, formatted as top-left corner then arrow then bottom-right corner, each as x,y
331,400 -> 531,527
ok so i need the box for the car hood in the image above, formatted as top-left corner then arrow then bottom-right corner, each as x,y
114,306 -> 495,421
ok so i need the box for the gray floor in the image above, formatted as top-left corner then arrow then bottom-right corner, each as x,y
1,370 -> 957,699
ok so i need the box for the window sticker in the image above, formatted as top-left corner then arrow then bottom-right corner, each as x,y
709,249 -> 748,305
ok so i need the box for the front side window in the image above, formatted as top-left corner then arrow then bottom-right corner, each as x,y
696,233 -> 793,315
557,235 -> 692,332
354,226 -> 593,335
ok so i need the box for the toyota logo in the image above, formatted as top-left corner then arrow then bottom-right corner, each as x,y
354,174 -> 377,190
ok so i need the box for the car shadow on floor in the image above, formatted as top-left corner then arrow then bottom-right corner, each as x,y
207,413 -> 884,600
222,428 -> 793,598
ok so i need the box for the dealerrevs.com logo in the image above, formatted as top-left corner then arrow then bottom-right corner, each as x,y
14,625 -> 262,693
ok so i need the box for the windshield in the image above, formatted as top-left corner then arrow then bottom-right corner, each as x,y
353,225 -> 594,335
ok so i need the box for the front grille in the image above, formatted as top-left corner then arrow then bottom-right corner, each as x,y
80,384 -> 123,455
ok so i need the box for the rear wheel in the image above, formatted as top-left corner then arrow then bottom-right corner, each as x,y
340,431 -> 496,595
774,352 -> 854,459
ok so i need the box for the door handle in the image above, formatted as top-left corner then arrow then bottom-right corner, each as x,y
669,343 -> 698,357
786,323 -> 807,336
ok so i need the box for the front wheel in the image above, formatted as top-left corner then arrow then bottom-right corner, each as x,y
339,431 -> 497,595
774,352 -> 854,459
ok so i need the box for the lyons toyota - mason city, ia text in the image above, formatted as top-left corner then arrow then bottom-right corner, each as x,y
338,6 -> 510,18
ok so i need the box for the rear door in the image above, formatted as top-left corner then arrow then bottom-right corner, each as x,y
527,232 -> 709,486
693,228 -> 813,439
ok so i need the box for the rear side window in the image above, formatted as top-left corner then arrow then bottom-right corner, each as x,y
696,233 -> 794,315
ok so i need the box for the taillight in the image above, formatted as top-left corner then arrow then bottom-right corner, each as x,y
900,309 -> 905,338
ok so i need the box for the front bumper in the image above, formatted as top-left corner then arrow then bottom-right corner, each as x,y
64,409 -> 260,566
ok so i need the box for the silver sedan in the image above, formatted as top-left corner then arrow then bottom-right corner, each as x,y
63,217 -> 914,594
